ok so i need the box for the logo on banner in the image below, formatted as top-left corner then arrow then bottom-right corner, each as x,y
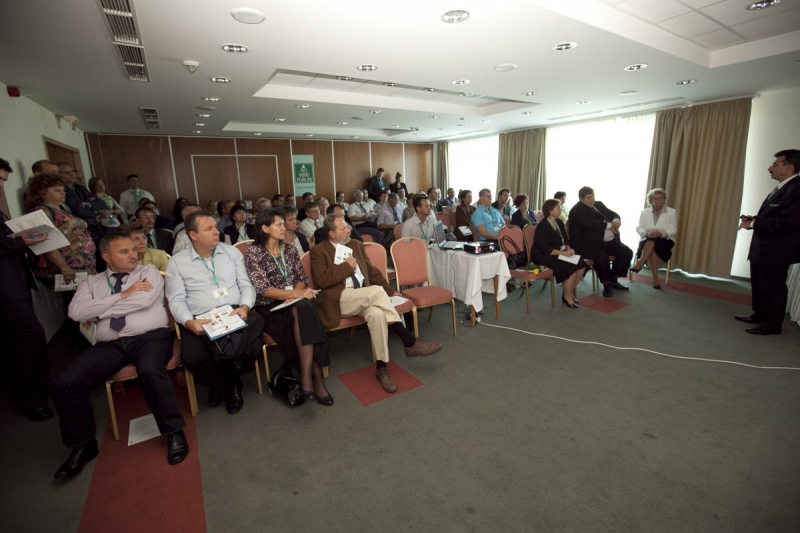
294,164 -> 314,183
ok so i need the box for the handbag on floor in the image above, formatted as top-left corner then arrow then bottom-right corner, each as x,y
267,362 -> 306,407
501,235 -> 527,269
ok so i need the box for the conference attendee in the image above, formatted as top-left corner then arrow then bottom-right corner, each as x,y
122,223 -> 169,272
511,194 -> 537,229
335,191 -> 348,211
402,192 -> 416,221
491,188 -> 513,217
389,172 -> 409,198
427,187 -> 444,213
347,190 -> 375,227
368,167 -> 388,202
206,200 -> 219,221
316,197 -> 330,216
310,214 -> 442,393
298,201 -> 323,239
531,199 -> 587,308
400,194 -> 437,242
296,192 -> 315,222
470,189 -> 505,242
376,192 -> 404,243
397,188 -> 407,208
283,207 -> 310,255
53,233 -> 187,479
255,197 -> 270,211
362,189 -> 377,212
88,177 -> 127,232
215,199 -> 235,233
31,159 -> 60,177
0,157 -> 53,422
285,194 -> 296,208
136,206 -> 173,253
169,198 -> 190,229
166,210 -> 264,414
375,190 -> 389,213
453,189 -> 475,242
736,149 -> 800,335
59,163 -> 105,241
554,191 -> 569,223
222,205 -> 255,245
172,204 -> 201,255
568,186 -> 633,298
443,188 -> 457,207
272,194 -> 285,208
631,188 -> 677,289
244,208 -> 332,405
119,174 -> 155,218
314,204 -> 365,244
140,199 -> 172,230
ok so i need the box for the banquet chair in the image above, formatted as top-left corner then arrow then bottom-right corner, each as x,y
260,333 -> 277,395
436,211 -> 452,230
499,225 -> 555,311
364,241 -> 415,323
360,232 -> 374,242
629,250 -> 671,285
393,224 -> 403,241
390,237 -> 457,337
234,239 -> 254,256
522,224 -> 556,300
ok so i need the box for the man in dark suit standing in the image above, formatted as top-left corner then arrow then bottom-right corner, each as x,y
736,149 -> 800,335
569,186 -> 633,297
367,167 -> 387,202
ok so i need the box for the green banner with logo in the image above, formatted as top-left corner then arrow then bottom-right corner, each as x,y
292,155 -> 315,197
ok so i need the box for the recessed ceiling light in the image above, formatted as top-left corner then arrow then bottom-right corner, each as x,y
522,91 -> 538,96
676,79 -> 697,85
192,130 -> 202,133
295,104 -> 310,109
338,121 -> 348,125
203,97 -> 220,102
351,116 -> 364,120
442,10 -> 470,23
273,118 -> 286,122
193,123 -> 205,126
748,0 -> 780,10
221,43 -> 248,53
623,64 -> 648,71
480,120 -> 490,123
552,42 -> 577,51
522,111 -> 533,115
210,77 -> 231,83
197,106 -> 216,111
457,124 -> 467,127
370,110 -> 382,114
253,133 -> 262,136
576,100 -> 591,104
197,113 -> 211,117
452,79 -> 470,85
494,63 -> 517,72
438,128 -> 446,131
357,64 -> 378,72
305,134 -> 314,137
230,7 -> 266,24
413,133 -> 419,136
619,91 -> 639,96
383,82 -> 396,87
429,115 -> 440,119
351,136 -> 359,139
459,92 -> 474,97
337,76 -> 353,81
424,87 -> 436,92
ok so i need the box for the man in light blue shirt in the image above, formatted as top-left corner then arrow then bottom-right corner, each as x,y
471,189 -> 506,241
166,210 -> 263,415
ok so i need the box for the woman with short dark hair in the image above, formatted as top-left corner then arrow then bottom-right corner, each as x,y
510,194 -> 537,228
222,204 -> 255,245
453,189 -> 476,241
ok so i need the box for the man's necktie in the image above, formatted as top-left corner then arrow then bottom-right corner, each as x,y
393,209 -> 400,223
350,272 -> 361,288
147,233 -> 156,249
358,203 -> 365,213
592,206 -> 610,222
110,273 -> 128,332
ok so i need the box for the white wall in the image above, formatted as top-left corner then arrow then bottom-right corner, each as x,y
0,81 -> 92,339
731,87 -> 800,278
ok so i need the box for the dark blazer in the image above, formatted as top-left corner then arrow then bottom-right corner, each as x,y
309,239 -> 394,329
749,177 -> 800,265
0,212 -> 36,302
511,209 -> 537,229
64,184 -> 105,221
367,176 -> 388,202
530,218 -> 569,264
568,201 -> 620,256
223,223 -> 256,245
389,182 -> 408,197
145,228 -> 173,254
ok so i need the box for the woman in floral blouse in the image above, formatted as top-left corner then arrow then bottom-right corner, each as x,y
244,208 -> 332,405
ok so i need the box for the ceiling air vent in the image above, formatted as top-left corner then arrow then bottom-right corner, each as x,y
140,107 -> 160,130
115,43 -> 148,81
97,0 -> 150,81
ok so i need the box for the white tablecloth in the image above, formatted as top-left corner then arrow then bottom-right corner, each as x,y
786,263 -> 800,324
427,247 -> 511,312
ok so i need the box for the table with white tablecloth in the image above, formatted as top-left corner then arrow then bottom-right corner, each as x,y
427,247 -> 511,325
786,263 -> 800,325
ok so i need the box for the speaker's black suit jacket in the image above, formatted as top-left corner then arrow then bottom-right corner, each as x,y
748,176 -> 800,266
567,201 -> 621,257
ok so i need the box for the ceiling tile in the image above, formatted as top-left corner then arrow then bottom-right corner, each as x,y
731,8 -> 800,40
691,27 -> 747,49
616,0 -> 691,23
659,11 -> 723,37
700,0 -> 797,26
676,0 -> 725,8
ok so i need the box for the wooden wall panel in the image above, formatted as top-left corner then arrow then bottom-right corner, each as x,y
370,143 -> 404,191
333,141 -> 371,202
96,135 -> 175,211
403,143 -> 433,194
238,156 -> 279,205
85,133 -> 103,180
290,140 -> 334,202
170,137 -> 235,204
193,156 -> 239,209
235,139 -> 293,196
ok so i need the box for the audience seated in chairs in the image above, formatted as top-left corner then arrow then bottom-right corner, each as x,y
427,187 -> 445,213
222,205 -> 255,245
282,206 -> 311,255
376,192 -> 404,245
631,188 -> 677,290
215,200 -> 235,233
554,191 -> 570,223
298,201 -> 324,239
400,194 -> 437,242
136,206 -> 173,254
172,204 -> 201,255
314,204 -> 365,244
471,189 -> 506,242
53,233 -> 187,479
119,174 -> 155,219
453,189 -> 475,242
119,223 -> 170,272
491,188 -> 513,217
511,194 -> 537,229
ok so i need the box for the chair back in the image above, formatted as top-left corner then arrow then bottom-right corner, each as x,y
360,232 -> 374,242
469,223 -> 479,242
533,211 -> 544,223
523,224 -> 537,262
393,224 -> 403,241
300,252 -> 315,289
364,242 -> 389,279
437,211 -> 452,229
498,226 -> 525,261
390,237 -> 430,287
234,239 -> 254,256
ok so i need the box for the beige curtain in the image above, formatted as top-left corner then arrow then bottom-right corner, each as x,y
647,98 -> 752,278
497,128 -> 546,209
434,142 -> 449,191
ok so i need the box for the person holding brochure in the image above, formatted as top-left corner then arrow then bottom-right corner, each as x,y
166,210 -> 264,415
245,208 -> 332,405
530,199 -> 586,308
53,233 -> 187,479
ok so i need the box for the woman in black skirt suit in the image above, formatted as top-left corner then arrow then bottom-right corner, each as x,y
244,208 -> 333,405
530,199 -> 587,308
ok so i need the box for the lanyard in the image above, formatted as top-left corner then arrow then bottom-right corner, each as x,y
269,247 -> 290,284
550,219 -> 564,245
238,224 -> 247,240
107,277 -> 116,294
201,251 -> 219,287
418,221 -> 429,241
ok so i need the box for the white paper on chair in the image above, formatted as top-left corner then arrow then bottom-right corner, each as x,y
128,413 -> 160,446
458,225 -> 472,236
558,254 -> 581,265
389,295 -> 410,306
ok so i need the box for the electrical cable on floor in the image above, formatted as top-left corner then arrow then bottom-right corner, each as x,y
477,322 -> 800,372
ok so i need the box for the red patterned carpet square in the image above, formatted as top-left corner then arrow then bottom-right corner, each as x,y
338,360 -> 424,407
578,294 -> 631,313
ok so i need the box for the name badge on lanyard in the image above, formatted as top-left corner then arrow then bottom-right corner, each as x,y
213,287 -> 228,299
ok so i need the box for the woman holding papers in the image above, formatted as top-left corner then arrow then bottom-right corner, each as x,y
531,199 -> 586,308
453,189 -> 476,241
245,208 -> 332,405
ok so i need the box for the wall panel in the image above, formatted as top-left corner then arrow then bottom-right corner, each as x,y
236,139 -> 293,197
403,143 -> 433,194
333,141 -> 371,202
238,156 -> 279,204
291,140 -> 334,202
193,156 -> 239,209
97,135 -> 175,210
85,133 -> 103,179
369,143 -> 404,191
170,137 -> 235,204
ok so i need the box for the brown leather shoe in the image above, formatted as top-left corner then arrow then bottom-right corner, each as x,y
376,367 -> 397,393
404,339 -> 443,357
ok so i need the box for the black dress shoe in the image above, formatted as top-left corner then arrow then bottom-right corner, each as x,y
54,438 -> 99,479
652,283 -> 662,290
734,315 -> 759,324
316,394 -> 334,406
25,406 -> 55,422
610,280 -> 629,291
746,326 -> 781,335
208,388 -> 222,408
630,267 -> 642,274
301,389 -> 317,401
561,295 -> 578,309
602,284 -> 613,298
226,383 -> 244,415
167,430 -> 189,465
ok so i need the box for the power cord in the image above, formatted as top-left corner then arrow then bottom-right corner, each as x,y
477,322 -> 800,371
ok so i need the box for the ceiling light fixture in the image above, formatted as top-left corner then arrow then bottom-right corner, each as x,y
522,91 -> 537,96
338,121 -> 348,125
748,0 -> 780,10
230,7 -> 266,24
552,42 -> 577,51
221,43 -> 248,53
197,113 -> 211,117
370,110 -> 382,114
352,116 -> 364,120
351,136 -> 359,139
193,123 -> 205,126
676,79 -> 697,85
357,64 -> 378,71
480,120 -> 490,123
305,134 -> 314,137
253,133 -> 262,136
383,82 -> 396,87
442,10 -> 470,23
273,118 -> 286,122
438,128 -> 446,131
429,115 -> 440,119
192,130 -> 202,134
576,100 -> 591,104
457,124 -> 467,127
295,104 -> 310,109
452,79 -> 470,85
424,87 -> 436,92
494,63 -> 517,72
459,92 -> 474,97
337,76 -> 353,81
197,106 -> 216,111
623,64 -> 648,71
413,133 -> 419,136
203,97 -> 220,102
522,111 -> 533,115
210,77 -> 231,83
619,91 -> 639,96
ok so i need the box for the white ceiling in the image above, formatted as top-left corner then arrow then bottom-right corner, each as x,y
0,0 -> 798,142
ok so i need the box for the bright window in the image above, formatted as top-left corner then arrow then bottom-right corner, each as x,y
447,135 -> 499,201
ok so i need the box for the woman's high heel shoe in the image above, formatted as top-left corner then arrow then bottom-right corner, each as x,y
300,389 -> 317,401
561,295 -> 578,309
630,266 -> 642,274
